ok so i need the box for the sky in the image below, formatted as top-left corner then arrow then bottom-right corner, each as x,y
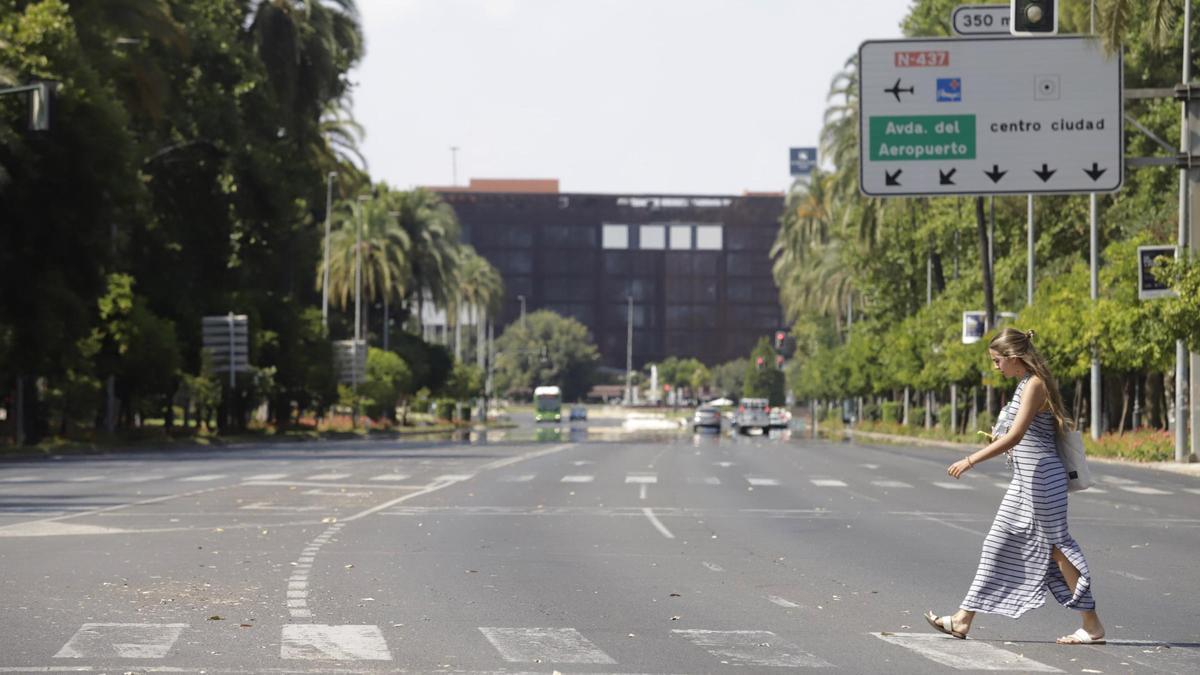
350,0 -> 911,196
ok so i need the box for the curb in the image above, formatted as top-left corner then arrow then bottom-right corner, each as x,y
843,429 -> 1200,478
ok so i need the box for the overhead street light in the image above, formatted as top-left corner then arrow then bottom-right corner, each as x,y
0,80 -> 57,131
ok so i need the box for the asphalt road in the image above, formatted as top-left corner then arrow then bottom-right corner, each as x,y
0,429 -> 1197,674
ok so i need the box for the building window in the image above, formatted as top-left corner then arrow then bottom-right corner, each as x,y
669,225 -> 692,250
639,225 -> 665,249
696,225 -> 723,250
602,224 -> 628,250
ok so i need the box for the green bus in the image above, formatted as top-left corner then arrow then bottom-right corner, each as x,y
534,386 -> 562,423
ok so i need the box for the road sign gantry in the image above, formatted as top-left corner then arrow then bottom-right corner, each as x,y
858,36 -> 1123,197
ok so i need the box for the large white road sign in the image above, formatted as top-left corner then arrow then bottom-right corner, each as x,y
858,36 -> 1122,197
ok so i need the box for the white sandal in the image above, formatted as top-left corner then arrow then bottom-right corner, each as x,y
1057,628 -> 1106,645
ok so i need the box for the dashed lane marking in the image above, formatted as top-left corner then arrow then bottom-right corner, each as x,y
746,477 -> 779,486
178,474 -> 227,482
673,629 -> 833,668
811,479 -> 847,487
54,623 -> 187,658
280,624 -> 392,660
245,473 -> 289,481
498,474 -> 536,482
0,475 -> 42,482
368,473 -> 411,481
479,627 -> 616,664
932,481 -> 974,490
872,480 -> 914,489
625,474 -> 658,484
561,475 -> 594,483
305,472 -> 352,481
1119,486 -> 1173,495
767,595 -> 801,608
874,632 -> 1061,671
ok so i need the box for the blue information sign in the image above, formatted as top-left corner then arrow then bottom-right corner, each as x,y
789,147 -> 818,176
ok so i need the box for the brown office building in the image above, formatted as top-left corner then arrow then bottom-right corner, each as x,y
435,179 -> 785,370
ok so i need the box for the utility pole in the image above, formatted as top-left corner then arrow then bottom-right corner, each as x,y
353,195 -> 369,427
1182,1 -> 1197,462
321,171 -> 337,330
625,296 -> 634,405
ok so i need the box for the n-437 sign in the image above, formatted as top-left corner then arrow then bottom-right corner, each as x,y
858,36 -> 1123,197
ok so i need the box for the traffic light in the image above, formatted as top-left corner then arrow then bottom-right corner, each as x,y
775,355 -> 785,370
755,356 -> 765,370
774,331 -> 786,351
1010,0 -> 1057,35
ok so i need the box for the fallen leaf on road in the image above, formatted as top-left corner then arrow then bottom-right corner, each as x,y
208,615 -> 223,621
239,624 -> 252,628
670,616 -> 680,621
669,593 -> 680,597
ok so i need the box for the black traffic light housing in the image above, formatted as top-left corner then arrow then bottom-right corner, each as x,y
1010,0 -> 1057,36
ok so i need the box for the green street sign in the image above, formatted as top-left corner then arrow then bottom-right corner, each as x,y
868,115 -> 976,162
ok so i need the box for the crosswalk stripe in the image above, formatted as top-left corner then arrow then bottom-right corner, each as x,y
625,474 -> 658,484
872,480 -> 914,489
1119,486 -> 1173,495
0,475 -> 42,483
746,477 -> 779,486
673,629 -> 833,668
54,623 -> 187,658
281,624 -> 392,660
479,627 -> 616,664
306,472 -> 352,481
561,475 -> 594,483
178,474 -> 226,482
498,474 -> 536,482
811,479 -> 847,487
368,473 -> 411,482
874,632 -> 1061,672
246,473 -> 289,481
932,481 -> 974,490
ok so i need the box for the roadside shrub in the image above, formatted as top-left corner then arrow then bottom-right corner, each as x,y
881,401 -> 901,423
436,398 -> 455,421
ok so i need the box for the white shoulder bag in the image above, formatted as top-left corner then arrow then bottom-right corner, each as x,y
1057,429 -> 1092,492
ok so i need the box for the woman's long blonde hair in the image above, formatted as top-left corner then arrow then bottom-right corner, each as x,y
989,328 -> 1071,433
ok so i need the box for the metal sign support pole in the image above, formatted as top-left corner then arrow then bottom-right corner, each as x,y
625,296 -> 633,405
227,312 -> 235,389
1090,194 -> 1101,440
1179,0 -> 1193,462
1027,195 -> 1035,306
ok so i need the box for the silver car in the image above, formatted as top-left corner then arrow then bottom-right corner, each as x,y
693,406 -> 721,430
734,398 -> 770,433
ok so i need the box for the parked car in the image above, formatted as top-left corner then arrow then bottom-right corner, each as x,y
734,398 -> 770,433
768,407 -> 792,429
569,405 -> 588,421
693,406 -> 722,431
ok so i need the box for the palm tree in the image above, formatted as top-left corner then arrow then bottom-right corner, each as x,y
318,194 -> 410,344
450,247 -> 504,364
247,0 -> 363,135
1095,0 -> 1175,53
386,188 -> 462,334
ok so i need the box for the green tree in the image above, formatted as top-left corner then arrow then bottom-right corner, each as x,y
494,310 -> 600,401
360,347 -> 411,422
712,358 -> 747,399
743,338 -> 785,406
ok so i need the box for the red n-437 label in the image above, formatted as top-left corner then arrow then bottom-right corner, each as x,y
894,51 -> 950,67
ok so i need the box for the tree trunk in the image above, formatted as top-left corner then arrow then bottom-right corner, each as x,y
1117,375 -> 1130,435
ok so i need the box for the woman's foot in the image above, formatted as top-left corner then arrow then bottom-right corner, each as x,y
924,610 -> 970,639
1057,627 -> 1105,645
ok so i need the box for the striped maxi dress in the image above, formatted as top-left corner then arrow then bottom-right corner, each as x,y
960,375 -> 1096,618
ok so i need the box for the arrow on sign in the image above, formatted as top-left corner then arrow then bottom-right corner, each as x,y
939,168 -> 957,186
885,78 -> 915,103
1084,163 -> 1107,181
1034,164 -> 1057,183
885,169 -> 903,186
984,165 -> 1007,184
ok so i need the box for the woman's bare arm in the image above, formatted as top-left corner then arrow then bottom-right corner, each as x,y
947,377 -> 1048,478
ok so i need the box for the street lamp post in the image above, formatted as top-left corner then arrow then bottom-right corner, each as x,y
321,171 -> 337,330
353,195 -> 369,426
625,296 -> 634,405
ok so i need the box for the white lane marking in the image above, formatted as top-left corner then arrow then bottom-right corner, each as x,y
65,476 -> 105,482
368,474 -> 411,482
281,625 -> 392,660
874,632 -> 1061,672
993,482 -> 1012,490
572,460 -> 594,466
479,627 -> 616,664
715,461 -> 735,467
239,502 -> 327,512
1185,488 -> 1200,495
811,479 -> 847,487
0,475 -> 42,482
673,629 -> 832,668
561,475 -> 594,483
687,476 -> 722,486
112,475 -> 164,483
746,477 -> 779,486
703,562 -> 725,572
303,489 -> 370,497
291,609 -> 313,618
625,474 -> 658,484
498,474 -> 536,482
245,473 -> 289,481
54,623 -> 187,658
642,508 -> 675,539
860,464 -> 881,470
767,595 -> 800,608
1082,487 -> 1107,493
1109,569 -> 1150,581
1099,475 -> 1139,485
178,474 -> 226,482
287,590 -> 308,598
933,481 -> 974,490
872,480 -> 913,489
0,522 -> 127,537
639,483 -> 649,501
435,474 -> 475,482
1120,486 -> 1173,495
306,473 -> 352,481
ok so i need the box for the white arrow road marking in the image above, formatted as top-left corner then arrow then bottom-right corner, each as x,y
874,632 -> 1061,671
673,629 -> 833,668
872,480 -> 914,489
479,627 -> 616,664
280,624 -> 392,660
55,623 -> 187,658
